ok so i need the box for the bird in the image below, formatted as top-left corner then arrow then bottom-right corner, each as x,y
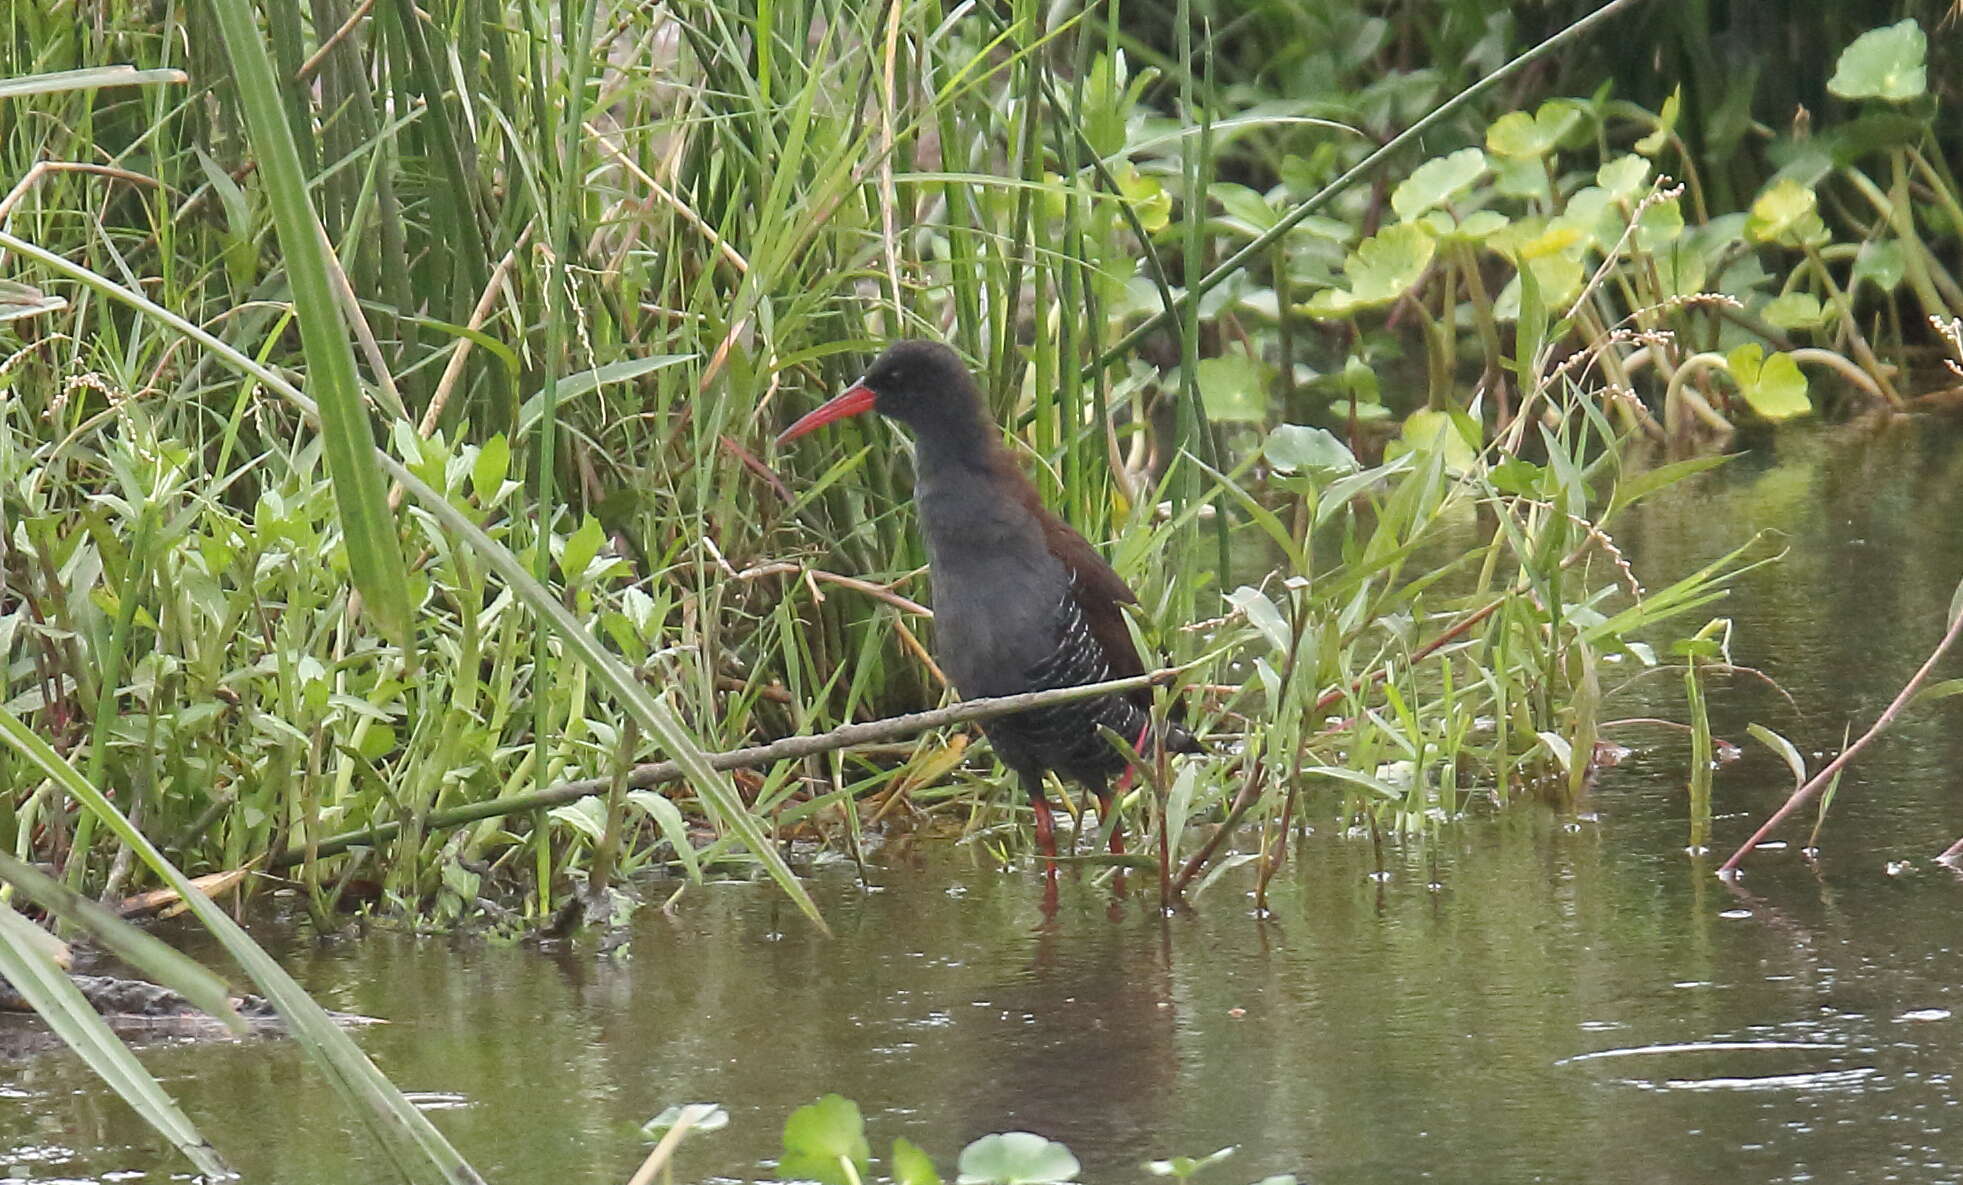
776,339 -> 1199,878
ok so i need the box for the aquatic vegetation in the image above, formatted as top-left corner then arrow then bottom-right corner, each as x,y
632,1092 -> 1273,1185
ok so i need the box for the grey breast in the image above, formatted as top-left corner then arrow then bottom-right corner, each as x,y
914,474 -> 1069,698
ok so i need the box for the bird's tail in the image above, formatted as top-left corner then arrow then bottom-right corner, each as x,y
1158,718 -> 1203,755
1130,710 -> 1201,756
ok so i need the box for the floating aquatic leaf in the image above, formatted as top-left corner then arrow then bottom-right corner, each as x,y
957,1132 -> 1080,1185
1193,353 -> 1270,423
780,1094 -> 871,1185
1146,1146 -> 1237,1177
1304,222 -> 1434,318
642,1103 -> 729,1137
1391,409 -> 1479,474
893,1138 -> 943,1185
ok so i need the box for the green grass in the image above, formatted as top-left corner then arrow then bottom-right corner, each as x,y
0,0 -> 1870,925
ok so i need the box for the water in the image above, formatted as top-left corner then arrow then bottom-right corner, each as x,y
7,419 -> 1963,1184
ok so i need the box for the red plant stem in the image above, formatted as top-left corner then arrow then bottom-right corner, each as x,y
1719,602 -> 1963,875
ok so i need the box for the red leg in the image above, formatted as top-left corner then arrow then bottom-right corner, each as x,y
1031,795 -> 1059,870
1107,719 -> 1153,842
1097,790 -> 1126,856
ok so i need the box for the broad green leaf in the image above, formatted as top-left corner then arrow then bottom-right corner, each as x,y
548,797 -> 607,843
1485,102 -> 1582,159
1727,345 -> 1811,420
1554,187 -> 1618,252
471,434 -> 511,502
1746,179 -> 1828,247
1391,147 -> 1488,220
894,1138 -> 944,1185
626,790 -> 702,881
1488,458 -> 1548,497
1420,208 -> 1508,242
1346,222 -> 1434,302
1263,424 -> 1356,475
1192,353 -> 1270,423
781,1094 -> 872,1185
1304,223 -> 1434,317
1632,196 -> 1685,253
1851,239 -> 1906,293
1392,408 -> 1478,473
957,1132 -> 1081,1185
1341,354 -> 1381,404
1760,291 -> 1827,330
1494,248 -> 1583,321
1653,249 -> 1707,299
1597,154 -> 1650,199
1113,161 -> 1171,234
1827,19 -> 1926,102
1211,182 -> 1278,234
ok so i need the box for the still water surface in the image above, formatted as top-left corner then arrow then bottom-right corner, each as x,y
6,419 -> 1963,1184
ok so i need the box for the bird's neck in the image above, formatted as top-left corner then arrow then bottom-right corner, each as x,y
904,401 -> 1000,474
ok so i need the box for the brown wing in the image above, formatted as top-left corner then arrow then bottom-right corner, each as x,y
1034,505 -> 1152,705
985,443 -> 1152,702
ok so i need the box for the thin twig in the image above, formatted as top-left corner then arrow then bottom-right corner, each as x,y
423,226 -> 532,434
294,0 -> 376,84
1719,599 -> 1963,875
586,120 -> 749,276
737,560 -> 933,617
272,664 -> 1207,868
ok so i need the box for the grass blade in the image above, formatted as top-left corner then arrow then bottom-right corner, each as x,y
0,906 -> 232,1178
0,705 -> 484,1185
0,852 -> 243,1030
208,0 -> 416,648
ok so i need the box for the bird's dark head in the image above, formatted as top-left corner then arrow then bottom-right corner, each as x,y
776,339 -> 984,445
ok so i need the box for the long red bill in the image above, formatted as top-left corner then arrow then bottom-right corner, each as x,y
776,382 -> 876,445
